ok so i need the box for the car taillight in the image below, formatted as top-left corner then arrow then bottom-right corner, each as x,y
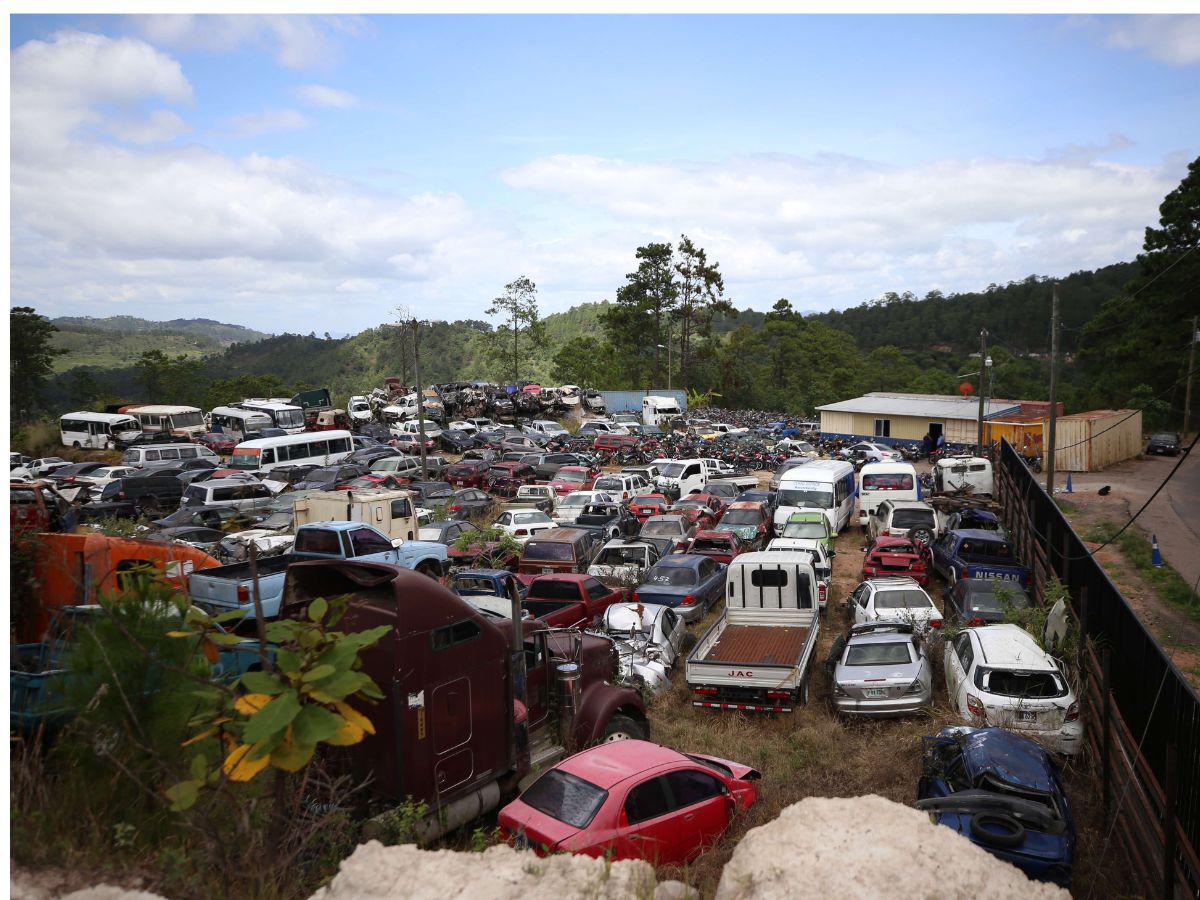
928,619 -> 943,629
448,504 -> 461,511
966,693 -> 985,719
904,678 -> 924,695
1065,701 -> 1080,723
693,686 -> 718,695
515,529 -> 528,536
682,594 -> 696,606
766,690 -> 790,699
631,592 -> 640,602
818,583 -> 827,603
237,585 -> 249,606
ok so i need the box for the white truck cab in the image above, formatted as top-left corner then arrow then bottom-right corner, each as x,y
642,395 -> 683,427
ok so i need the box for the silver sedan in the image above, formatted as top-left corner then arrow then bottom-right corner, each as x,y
827,622 -> 932,717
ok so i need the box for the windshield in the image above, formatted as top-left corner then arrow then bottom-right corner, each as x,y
782,521 -> 826,539
594,478 -> 623,491
521,769 -> 607,829
641,519 -> 682,536
778,486 -> 834,509
721,509 -> 760,526
644,565 -> 696,587
595,547 -> 648,566
556,471 -> 586,483
977,668 -> 1066,699
844,642 -> 913,666
691,537 -> 732,552
522,541 -> 574,562
966,584 -> 1032,614
173,412 -> 204,428
659,462 -> 686,478
229,448 -> 262,470
275,409 -> 305,429
875,589 -> 935,610
863,473 -> 914,492
561,493 -> 591,507
892,508 -> 935,529
526,579 -> 581,599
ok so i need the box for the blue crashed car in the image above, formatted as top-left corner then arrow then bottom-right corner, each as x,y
632,554 -> 725,623
916,726 -> 1075,887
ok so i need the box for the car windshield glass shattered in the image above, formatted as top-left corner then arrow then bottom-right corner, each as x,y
521,769 -> 608,829
595,547 -> 647,565
721,510 -> 760,525
977,668 -> 1066,698
874,590 -> 933,610
522,542 -> 574,562
844,642 -> 913,666
641,520 -> 682,536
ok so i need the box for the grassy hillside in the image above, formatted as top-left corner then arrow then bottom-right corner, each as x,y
50,316 -> 272,373
52,316 -> 271,343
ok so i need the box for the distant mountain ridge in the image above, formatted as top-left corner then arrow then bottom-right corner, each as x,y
51,315 -> 271,344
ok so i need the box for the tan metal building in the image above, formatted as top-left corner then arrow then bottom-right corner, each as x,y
817,393 -> 1021,446
1050,409 -> 1143,472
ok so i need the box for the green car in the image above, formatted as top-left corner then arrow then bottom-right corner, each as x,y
777,511 -> 836,554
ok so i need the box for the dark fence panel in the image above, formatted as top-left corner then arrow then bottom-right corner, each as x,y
996,438 -> 1199,896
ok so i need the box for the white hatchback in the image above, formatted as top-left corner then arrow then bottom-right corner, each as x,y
847,577 -> 942,632
944,624 -> 1081,755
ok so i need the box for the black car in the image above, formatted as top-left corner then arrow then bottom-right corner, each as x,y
262,465 -> 319,486
47,462 -> 109,484
439,429 -> 477,453
943,578 -> 1033,625
1145,432 -> 1180,456
530,451 -> 592,482
132,458 -> 218,477
405,480 -> 456,505
295,464 -> 370,490
151,504 -> 252,531
347,446 -> 401,465
446,488 -> 493,519
81,475 -> 185,519
147,526 -> 227,550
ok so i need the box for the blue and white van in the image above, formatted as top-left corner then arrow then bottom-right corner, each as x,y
773,459 -> 857,536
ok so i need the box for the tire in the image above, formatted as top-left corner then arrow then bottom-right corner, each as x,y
72,442 -> 81,449
601,713 -> 647,743
415,561 -> 441,580
969,813 -> 1025,849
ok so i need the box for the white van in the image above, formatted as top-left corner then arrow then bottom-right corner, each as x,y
60,412 -> 142,450
121,405 -> 206,439
933,456 -> 994,497
857,461 -> 919,528
121,443 -> 220,468
773,459 -> 857,537
228,430 -> 354,473
210,406 -> 274,442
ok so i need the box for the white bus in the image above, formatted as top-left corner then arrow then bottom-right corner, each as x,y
857,461 -> 920,528
773,459 -> 858,537
228,430 -> 354,473
121,405 -> 206,439
236,398 -> 307,434
59,412 -> 142,450
210,406 -> 274,442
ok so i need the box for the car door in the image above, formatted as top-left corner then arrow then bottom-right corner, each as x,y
347,526 -> 398,562
617,774 -> 687,864
663,769 -> 732,857
851,583 -> 871,625
944,631 -> 973,710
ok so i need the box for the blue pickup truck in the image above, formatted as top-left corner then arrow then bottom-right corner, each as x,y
930,529 -> 1031,588
11,605 -> 264,737
188,522 -> 449,620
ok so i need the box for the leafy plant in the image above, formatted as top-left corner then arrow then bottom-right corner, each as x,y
451,524 -> 522,568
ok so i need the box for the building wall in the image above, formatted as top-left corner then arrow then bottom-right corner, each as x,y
820,410 -> 980,445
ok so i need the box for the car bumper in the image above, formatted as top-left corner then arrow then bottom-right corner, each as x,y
833,688 -> 932,717
675,603 -> 707,623
1011,722 -> 1084,756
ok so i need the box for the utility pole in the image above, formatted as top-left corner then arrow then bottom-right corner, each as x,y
1184,315 -> 1198,437
976,327 -> 989,450
1046,285 -> 1061,496
410,319 -> 428,479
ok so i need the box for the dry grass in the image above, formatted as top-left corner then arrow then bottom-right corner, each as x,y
644,525 -> 1134,898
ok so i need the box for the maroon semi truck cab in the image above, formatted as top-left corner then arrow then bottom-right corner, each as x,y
280,560 -> 648,838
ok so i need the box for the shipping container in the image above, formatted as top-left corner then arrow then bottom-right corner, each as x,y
598,389 -> 688,414
1050,409 -> 1143,472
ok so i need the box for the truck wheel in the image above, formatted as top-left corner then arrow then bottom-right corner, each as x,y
602,714 -> 647,743
415,561 -> 440,580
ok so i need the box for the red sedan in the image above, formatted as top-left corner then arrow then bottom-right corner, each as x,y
861,535 -> 930,586
445,459 -> 490,488
197,432 -> 236,455
627,493 -> 670,523
499,740 -> 759,865
685,530 -> 748,565
548,465 -> 598,495
668,499 -> 718,530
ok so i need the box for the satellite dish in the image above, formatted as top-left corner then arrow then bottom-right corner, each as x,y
958,382 -> 975,397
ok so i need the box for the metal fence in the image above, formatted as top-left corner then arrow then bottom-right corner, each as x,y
995,438 -> 1200,897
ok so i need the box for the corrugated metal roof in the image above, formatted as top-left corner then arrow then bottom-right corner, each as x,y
817,392 -> 1019,420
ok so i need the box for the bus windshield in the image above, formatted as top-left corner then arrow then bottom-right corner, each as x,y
275,408 -> 305,429
778,485 -> 834,509
173,412 -> 204,429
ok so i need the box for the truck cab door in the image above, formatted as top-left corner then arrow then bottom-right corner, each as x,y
523,633 -> 550,732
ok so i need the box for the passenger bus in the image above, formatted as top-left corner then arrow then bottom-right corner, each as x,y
59,412 -> 142,450
209,406 -> 274,442
228,430 -> 354,473
236,398 -> 306,434
119,405 -> 206,440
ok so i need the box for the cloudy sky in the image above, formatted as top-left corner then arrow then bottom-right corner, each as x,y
10,14 -> 1200,333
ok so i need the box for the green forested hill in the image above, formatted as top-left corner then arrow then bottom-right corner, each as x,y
49,316 -> 271,373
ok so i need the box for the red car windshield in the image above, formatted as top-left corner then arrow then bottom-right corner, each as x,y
721,510 -> 761,526
557,471 -> 586,483
521,769 -> 608,829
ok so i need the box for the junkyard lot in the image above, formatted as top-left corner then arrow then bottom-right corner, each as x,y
643,509 -> 1131,898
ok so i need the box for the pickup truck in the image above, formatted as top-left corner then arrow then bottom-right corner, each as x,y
189,522 -> 448,620
574,502 -> 637,539
930,529 -> 1031,588
11,605 -> 263,736
508,484 -> 558,515
523,573 -> 624,623
654,458 -> 758,500
686,551 -> 821,712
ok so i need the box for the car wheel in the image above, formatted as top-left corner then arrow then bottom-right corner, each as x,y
969,812 -> 1025,849
415,561 -> 441,580
72,442 -> 81,449
601,713 -> 647,743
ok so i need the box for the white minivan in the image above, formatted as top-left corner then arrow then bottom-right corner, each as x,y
857,461 -> 919,528
773,459 -> 857,537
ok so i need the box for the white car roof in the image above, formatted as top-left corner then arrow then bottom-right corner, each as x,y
884,500 -> 935,511
972,624 -> 1056,671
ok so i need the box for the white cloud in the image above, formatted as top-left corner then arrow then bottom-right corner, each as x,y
1103,15 -> 1200,66
294,84 -> 360,108
224,108 -> 311,138
131,14 -> 366,70
106,109 -> 191,145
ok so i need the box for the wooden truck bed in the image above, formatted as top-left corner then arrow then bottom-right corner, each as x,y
697,624 -> 810,666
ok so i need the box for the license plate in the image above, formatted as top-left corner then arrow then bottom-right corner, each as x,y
1017,710 -> 1037,722
542,567 -> 553,574
863,688 -> 888,699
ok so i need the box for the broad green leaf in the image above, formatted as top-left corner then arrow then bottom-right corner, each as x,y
264,620 -> 301,643
310,670 -> 365,700
206,632 -> 243,646
275,649 -> 302,676
243,691 -> 301,744
323,714 -> 365,747
213,609 -> 249,623
190,753 -> 209,781
314,641 -> 357,674
245,727 -> 286,760
298,628 -> 322,649
357,677 -> 385,700
165,780 -> 201,812
270,739 -> 316,772
291,705 -> 340,745
240,670 -> 285,695
301,664 -> 336,683
308,596 -> 328,623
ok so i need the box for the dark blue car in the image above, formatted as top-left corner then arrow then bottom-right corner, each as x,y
631,553 -> 725,623
916,726 -> 1075,886
450,569 -> 529,604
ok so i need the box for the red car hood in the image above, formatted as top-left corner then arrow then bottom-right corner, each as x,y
499,799 -> 580,854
